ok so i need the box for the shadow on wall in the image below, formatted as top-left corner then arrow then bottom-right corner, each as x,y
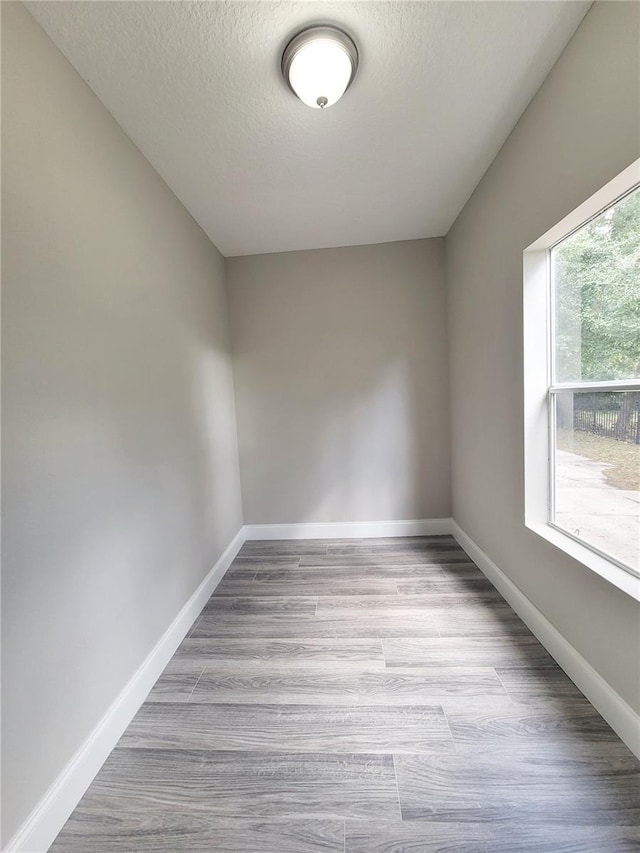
3,187 -> 243,844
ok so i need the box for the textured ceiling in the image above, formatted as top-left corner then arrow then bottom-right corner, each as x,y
26,1 -> 591,257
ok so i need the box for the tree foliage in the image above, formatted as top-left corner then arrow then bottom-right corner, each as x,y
554,187 -> 640,382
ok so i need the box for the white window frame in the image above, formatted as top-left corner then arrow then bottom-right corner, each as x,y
523,159 -> 640,601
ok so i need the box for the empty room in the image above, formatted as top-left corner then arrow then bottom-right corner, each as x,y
2,1 -> 639,851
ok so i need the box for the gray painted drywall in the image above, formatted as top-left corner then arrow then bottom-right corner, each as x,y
226,240 -> 451,524
1,3 -> 243,843
446,0 -> 640,711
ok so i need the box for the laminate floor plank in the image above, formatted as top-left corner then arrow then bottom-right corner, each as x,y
328,535 -> 458,554
145,658 -> 205,703
51,818 -> 345,853
239,540 -> 330,556
433,609 -> 534,638
395,744 -> 640,824
495,666 -> 585,697
67,749 -> 401,820
396,576 -> 498,594
50,535 -> 640,851
300,553 -> 479,567
317,593 -> 504,614
257,564 -> 450,582
310,606 -> 531,640
315,598 -> 525,635
220,563 -> 261,580
345,822 -> 640,853
172,637 -> 387,665
202,595 -> 318,615
441,694 -> 619,745
188,665 -> 508,704
231,555 -> 301,568
383,637 -> 558,669
483,824 -> 640,852
120,702 -> 455,753
191,612 -> 441,639
214,577 -> 401,597
327,544 -> 468,558
345,819 -> 489,852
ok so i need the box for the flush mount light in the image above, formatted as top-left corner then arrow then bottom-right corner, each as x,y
282,25 -> 359,110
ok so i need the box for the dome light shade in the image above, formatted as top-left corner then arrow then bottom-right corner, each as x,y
282,26 -> 358,109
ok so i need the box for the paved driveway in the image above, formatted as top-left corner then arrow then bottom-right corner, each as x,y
555,449 -> 639,570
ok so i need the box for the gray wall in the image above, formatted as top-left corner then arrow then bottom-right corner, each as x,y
446,0 -> 640,711
1,3 -> 243,843
226,240 -> 451,524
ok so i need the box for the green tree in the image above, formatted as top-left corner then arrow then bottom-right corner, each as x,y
554,187 -> 640,439
554,186 -> 640,383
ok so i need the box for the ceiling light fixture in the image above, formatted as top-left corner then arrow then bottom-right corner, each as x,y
282,25 -> 359,110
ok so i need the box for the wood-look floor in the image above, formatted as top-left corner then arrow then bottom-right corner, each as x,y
51,536 -> 640,852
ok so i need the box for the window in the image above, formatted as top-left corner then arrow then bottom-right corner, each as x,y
524,161 -> 640,600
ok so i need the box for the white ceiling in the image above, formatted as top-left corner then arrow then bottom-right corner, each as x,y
26,1 -> 590,257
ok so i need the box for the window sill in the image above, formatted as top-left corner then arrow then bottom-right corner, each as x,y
526,521 -> 640,601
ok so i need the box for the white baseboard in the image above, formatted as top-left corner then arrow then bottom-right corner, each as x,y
244,518 -> 453,540
451,520 -> 640,760
5,527 -> 246,853
8,517 -> 639,852
8,518 -> 449,851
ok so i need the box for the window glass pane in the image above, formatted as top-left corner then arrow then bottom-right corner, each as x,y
552,187 -> 640,383
553,390 -> 640,571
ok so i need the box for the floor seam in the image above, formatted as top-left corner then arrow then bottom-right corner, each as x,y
441,702 -> 456,748
186,666 -> 206,702
380,638 -> 388,669
494,668 -> 511,698
391,754 -> 403,820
